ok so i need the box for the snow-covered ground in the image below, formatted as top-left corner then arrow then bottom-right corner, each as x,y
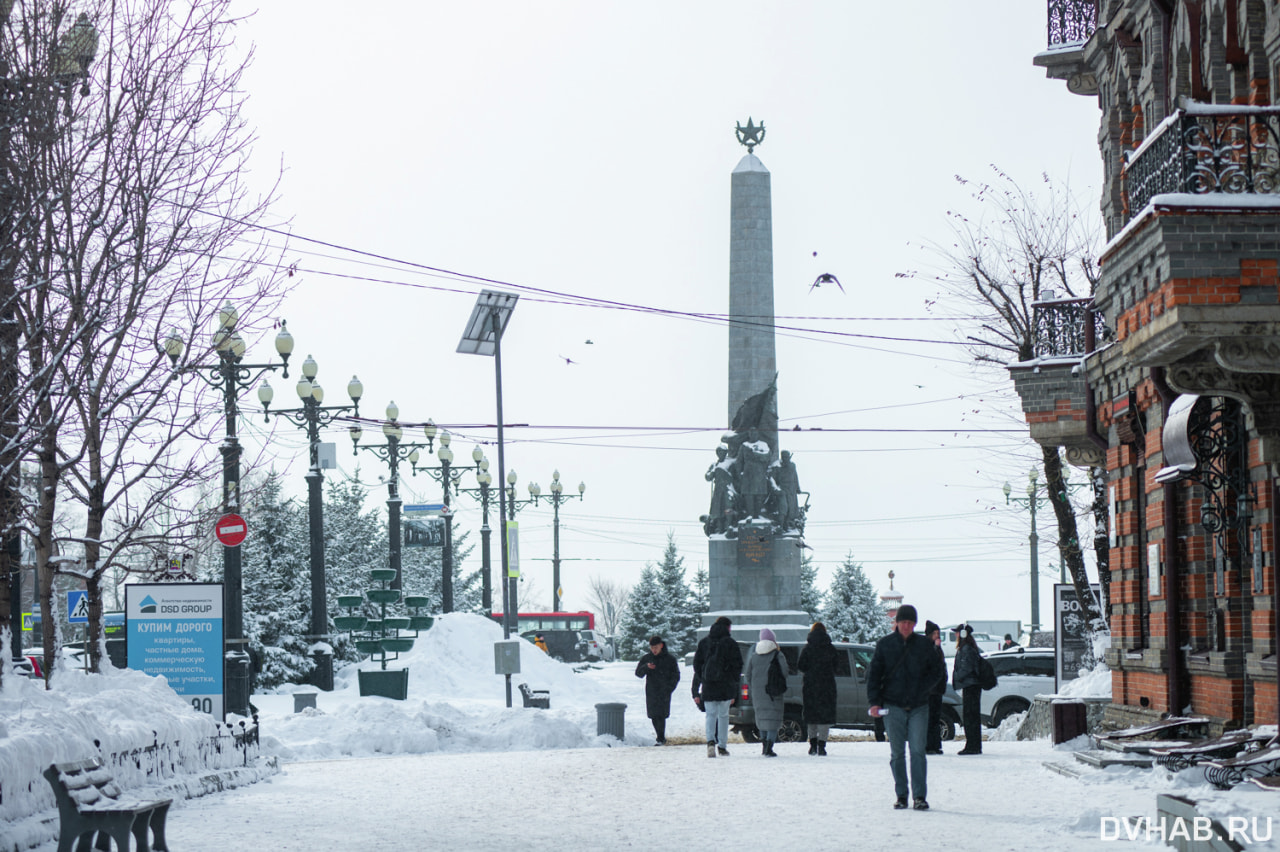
5,614 -> 1279,851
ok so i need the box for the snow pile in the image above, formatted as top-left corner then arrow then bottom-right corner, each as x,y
1059,662 -> 1111,698
987,709 -> 1028,741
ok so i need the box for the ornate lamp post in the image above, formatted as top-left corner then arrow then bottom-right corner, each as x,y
528,471 -> 585,612
257,355 -> 362,690
454,447 -> 495,612
1003,468 -> 1047,634
412,428 -> 468,613
163,304 -> 292,716
349,402 -> 433,591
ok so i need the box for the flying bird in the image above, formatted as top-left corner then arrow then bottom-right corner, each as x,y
558,355 -> 578,365
810,272 -> 844,294
585,339 -> 594,344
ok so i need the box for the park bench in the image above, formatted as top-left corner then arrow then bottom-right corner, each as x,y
1248,775 -> 1280,791
1150,729 -> 1272,771
1093,716 -> 1211,747
518,682 -> 550,709
1203,742 -> 1280,789
43,758 -> 171,852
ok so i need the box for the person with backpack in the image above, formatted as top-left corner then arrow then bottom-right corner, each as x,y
797,621 -> 839,756
635,635 -> 681,745
867,604 -> 947,811
692,615 -> 743,758
952,623 -> 984,755
745,627 -> 789,757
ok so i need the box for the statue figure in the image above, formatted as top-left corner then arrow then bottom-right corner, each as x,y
736,428 -> 771,519
769,450 -> 803,532
703,445 -> 736,535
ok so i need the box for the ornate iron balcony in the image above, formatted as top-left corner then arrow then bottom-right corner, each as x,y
1125,103 -> 1280,219
1033,297 -> 1110,358
1048,0 -> 1096,47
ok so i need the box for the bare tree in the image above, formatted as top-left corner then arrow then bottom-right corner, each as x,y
912,166 -> 1105,631
2,0 -> 287,677
584,574 -> 629,637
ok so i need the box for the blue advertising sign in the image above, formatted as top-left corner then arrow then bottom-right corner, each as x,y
125,583 -> 224,718
67,590 -> 89,623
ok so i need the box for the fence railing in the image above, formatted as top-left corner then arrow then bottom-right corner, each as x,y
1033,297 -> 1110,358
1125,104 -> 1280,219
1048,0 -> 1097,47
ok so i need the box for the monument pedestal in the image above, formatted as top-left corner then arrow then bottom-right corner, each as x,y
705,524 -> 805,640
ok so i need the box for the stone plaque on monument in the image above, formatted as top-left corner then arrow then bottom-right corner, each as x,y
738,533 -> 772,569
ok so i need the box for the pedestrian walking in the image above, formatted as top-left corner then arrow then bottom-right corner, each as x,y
867,604 -> 946,811
745,627 -> 789,757
952,623 -> 984,755
924,620 -> 946,755
692,616 -> 743,758
635,635 -> 681,745
797,621 -> 838,756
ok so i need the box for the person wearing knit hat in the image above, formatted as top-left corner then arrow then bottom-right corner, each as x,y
636,635 -> 681,744
952,623 -> 984,755
866,603 -> 946,810
745,627 -> 789,757
924,621 -> 947,755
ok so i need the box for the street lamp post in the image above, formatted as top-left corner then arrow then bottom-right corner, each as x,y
1004,468 -> 1045,634
164,305 -> 292,717
413,428 -> 468,613
455,448 -> 495,612
349,403 -> 433,592
258,356 -> 362,690
528,471 -> 585,612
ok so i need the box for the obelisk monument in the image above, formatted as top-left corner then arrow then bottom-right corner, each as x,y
700,120 -> 806,639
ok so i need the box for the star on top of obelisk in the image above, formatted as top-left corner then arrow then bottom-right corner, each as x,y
735,117 -> 765,154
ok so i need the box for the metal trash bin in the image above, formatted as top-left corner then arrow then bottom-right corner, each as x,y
294,693 -> 318,713
1051,699 -> 1087,744
595,702 -> 627,740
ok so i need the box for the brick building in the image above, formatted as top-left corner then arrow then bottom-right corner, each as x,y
1015,0 -> 1279,730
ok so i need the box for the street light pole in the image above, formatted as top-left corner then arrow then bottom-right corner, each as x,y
350,402 -> 433,591
528,471 -> 585,612
164,305 -> 292,717
258,356 -> 362,690
455,447 -> 494,612
1004,468 -> 1044,634
413,428 -> 468,613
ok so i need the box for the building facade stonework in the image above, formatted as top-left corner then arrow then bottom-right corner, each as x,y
1021,0 -> 1280,730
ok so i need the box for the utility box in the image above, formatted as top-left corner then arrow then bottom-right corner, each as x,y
1051,699 -> 1087,744
494,640 -> 521,675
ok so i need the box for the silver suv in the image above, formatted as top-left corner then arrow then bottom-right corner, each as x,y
978,647 -> 1055,726
729,640 -> 961,743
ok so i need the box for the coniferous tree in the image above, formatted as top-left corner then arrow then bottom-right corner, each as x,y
654,533 -> 697,654
239,471 -> 310,688
618,565 -> 676,660
690,566 -> 709,620
820,553 -> 884,643
800,551 -> 823,618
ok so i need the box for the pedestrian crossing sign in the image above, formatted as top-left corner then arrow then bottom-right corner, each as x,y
22,612 -> 32,631
68,590 -> 89,623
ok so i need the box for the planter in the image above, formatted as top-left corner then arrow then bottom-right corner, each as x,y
358,669 -> 410,700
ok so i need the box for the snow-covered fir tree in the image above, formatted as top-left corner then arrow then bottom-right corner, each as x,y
654,533 -> 697,654
690,566 -> 709,619
322,475 -> 388,663
238,471 -> 311,688
800,551 -> 823,618
618,566 -> 675,661
400,525 -> 480,613
820,553 -> 885,643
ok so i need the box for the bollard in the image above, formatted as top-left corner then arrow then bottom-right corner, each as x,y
294,693 -> 318,713
595,702 -> 627,740
1051,699 -> 1087,744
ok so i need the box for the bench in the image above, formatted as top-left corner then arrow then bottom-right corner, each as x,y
1092,716 -> 1211,747
1248,775 -> 1280,791
1202,743 -> 1280,789
518,682 -> 550,709
1151,730 -> 1272,771
43,759 -> 171,852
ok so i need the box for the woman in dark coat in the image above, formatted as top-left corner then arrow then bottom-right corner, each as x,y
952,623 -> 983,755
797,621 -> 838,756
635,635 -> 681,744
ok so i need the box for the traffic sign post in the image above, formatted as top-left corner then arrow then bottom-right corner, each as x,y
215,513 -> 247,548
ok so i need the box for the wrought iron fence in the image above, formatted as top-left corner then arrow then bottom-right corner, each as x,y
1126,105 -> 1280,218
1032,297 -> 1110,357
1048,0 -> 1097,47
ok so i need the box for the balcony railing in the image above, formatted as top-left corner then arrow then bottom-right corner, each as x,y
1125,103 -> 1280,219
1033,297 -> 1110,358
1048,0 -> 1097,47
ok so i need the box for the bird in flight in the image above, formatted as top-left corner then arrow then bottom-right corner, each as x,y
559,355 -> 578,365
810,272 -> 844,293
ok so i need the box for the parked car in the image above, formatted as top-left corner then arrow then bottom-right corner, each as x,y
577,630 -> 612,662
978,647 -> 1056,726
729,639 -> 962,744
520,629 -> 585,663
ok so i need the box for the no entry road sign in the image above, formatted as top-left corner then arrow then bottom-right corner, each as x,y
215,513 -> 247,547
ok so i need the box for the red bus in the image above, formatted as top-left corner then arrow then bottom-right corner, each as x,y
488,611 -> 595,633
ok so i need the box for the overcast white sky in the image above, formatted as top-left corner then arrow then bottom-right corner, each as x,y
220,1 -> 1105,630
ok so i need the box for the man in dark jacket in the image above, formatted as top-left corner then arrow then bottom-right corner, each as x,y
635,635 -> 681,744
692,616 -> 743,758
868,604 -> 946,811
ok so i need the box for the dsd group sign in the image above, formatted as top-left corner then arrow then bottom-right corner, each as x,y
125,583 -> 224,718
